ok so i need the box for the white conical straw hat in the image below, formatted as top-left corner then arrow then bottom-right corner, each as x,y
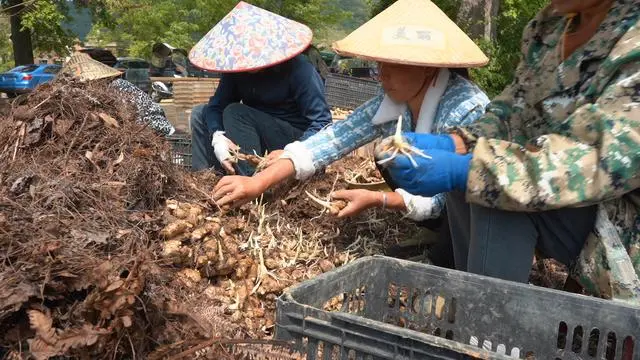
333,0 -> 488,67
60,53 -> 122,81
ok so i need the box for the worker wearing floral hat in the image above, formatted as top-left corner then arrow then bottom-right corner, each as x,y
378,0 -> 640,303
212,0 -> 490,261
188,2 -> 331,175
60,53 -> 175,136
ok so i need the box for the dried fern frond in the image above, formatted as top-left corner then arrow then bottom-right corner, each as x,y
27,310 -> 110,360
56,324 -> 108,352
28,310 -> 56,345
233,343 -> 305,360
27,338 -> 60,360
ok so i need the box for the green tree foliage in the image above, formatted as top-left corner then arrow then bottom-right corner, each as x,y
88,0 -> 349,59
90,0 -> 232,58
339,0 -> 369,31
470,0 -> 547,97
21,0 -> 74,56
0,0 -> 114,65
369,0 -> 459,19
0,15 -> 13,70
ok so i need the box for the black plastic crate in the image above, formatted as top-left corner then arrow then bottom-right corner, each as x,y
166,134 -> 192,169
325,73 -> 381,110
275,256 -> 640,360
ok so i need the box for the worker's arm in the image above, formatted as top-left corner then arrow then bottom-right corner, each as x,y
110,78 -> 175,136
205,74 -> 238,133
330,189 -> 406,218
281,94 -> 387,180
449,87 -> 517,153
394,93 -> 490,219
291,59 -> 332,140
213,95 -> 387,206
213,158 -> 296,206
466,61 -> 640,211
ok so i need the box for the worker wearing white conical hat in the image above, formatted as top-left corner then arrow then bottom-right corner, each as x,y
213,0 -> 489,248
60,53 -> 175,136
333,0 -> 488,67
187,2 -> 331,174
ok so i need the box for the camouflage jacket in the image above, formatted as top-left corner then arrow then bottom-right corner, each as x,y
455,0 -> 640,304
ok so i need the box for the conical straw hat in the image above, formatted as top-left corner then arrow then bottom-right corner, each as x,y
189,2 -> 313,72
333,0 -> 488,67
60,53 -> 122,81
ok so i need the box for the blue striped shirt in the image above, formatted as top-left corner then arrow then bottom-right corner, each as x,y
294,72 -> 489,218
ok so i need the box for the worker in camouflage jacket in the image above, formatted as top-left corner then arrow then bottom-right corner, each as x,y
379,0 -> 640,304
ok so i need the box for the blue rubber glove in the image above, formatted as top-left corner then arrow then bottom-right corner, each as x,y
403,133 -> 456,152
383,149 -> 472,197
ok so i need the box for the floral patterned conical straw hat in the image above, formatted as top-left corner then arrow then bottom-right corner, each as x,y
189,2 -> 313,72
333,0 -> 488,68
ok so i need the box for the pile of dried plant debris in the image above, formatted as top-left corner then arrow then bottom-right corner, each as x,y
0,78 -> 421,360
329,107 -> 352,121
344,158 -> 384,185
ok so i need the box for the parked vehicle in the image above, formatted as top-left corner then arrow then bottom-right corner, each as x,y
319,50 -> 335,66
329,55 -> 378,79
150,42 -> 219,79
114,57 -> 151,93
113,57 -> 150,71
0,64 -> 62,97
78,48 -> 117,67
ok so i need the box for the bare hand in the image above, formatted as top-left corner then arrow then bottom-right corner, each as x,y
264,149 -> 285,168
331,189 -> 383,218
213,176 -> 266,207
221,160 -> 236,175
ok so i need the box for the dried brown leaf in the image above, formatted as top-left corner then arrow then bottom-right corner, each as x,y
56,271 -> 78,278
53,118 -> 73,137
113,151 -> 124,165
28,310 -> 56,345
232,343 -> 304,360
28,338 -> 60,360
104,279 -> 124,292
1,284 -> 38,321
56,324 -> 109,351
70,229 -> 109,245
23,131 -> 42,146
97,112 -> 119,128
121,315 -> 132,328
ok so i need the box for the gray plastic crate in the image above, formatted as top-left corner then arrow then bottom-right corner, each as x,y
325,74 -> 381,110
275,256 -> 640,360
166,134 -> 192,169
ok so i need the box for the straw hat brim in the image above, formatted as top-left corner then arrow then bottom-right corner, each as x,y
60,53 -> 122,81
332,0 -> 488,68
188,1 -> 313,73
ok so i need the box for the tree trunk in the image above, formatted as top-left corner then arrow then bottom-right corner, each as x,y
456,0 -> 484,40
456,0 -> 500,42
8,0 -> 34,65
484,0 -> 500,42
